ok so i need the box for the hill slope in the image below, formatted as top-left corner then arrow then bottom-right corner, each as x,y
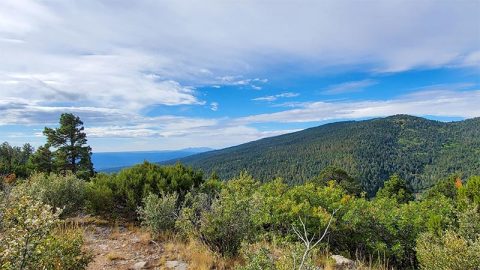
170,115 -> 480,195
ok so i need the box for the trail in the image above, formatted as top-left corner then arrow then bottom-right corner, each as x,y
83,223 -> 164,269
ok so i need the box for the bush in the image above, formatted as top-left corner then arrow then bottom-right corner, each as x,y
175,192 -> 212,239
198,173 -> 259,256
86,162 -> 204,217
40,229 -> 93,270
237,241 -> 318,270
237,246 -> 276,270
23,173 -> 86,217
416,230 -> 480,270
0,193 -> 92,269
137,192 -> 178,236
85,173 -> 115,215
458,175 -> 480,209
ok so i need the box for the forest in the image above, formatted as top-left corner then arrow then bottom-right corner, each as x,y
1,114 -> 479,270
175,115 -> 480,196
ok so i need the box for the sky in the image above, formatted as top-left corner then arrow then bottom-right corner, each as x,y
0,0 -> 479,152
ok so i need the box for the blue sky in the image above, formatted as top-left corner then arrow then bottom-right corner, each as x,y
0,0 -> 479,152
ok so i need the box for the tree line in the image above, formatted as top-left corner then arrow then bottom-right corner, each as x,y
0,113 -> 94,180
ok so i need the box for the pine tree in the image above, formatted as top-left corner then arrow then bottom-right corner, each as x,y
43,113 -> 94,179
29,144 -> 53,174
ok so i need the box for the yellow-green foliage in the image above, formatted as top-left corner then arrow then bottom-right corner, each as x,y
22,173 -> 86,217
416,230 -> 480,270
0,193 -> 91,270
198,172 -> 260,257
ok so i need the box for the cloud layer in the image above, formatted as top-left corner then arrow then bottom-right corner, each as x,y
0,0 -> 479,150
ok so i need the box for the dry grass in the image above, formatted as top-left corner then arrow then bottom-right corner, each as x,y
105,252 -> 126,261
159,237 -> 239,270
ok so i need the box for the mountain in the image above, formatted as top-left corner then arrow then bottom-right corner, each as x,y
168,115 -> 480,195
93,147 -> 212,172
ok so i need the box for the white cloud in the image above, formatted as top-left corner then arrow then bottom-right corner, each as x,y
253,92 -> 299,102
210,102 -> 219,111
0,0 -> 478,151
240,90 -> 480,124
0,0 -> 477,115
322,79 -> 377,95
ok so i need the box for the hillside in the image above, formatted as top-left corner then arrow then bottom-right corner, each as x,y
170,115 -> 480,195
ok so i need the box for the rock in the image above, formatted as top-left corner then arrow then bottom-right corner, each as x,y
131,236 -> 140,243
166,260 -> 188,270
131,261 -> 148,269
331,255 -> 356,269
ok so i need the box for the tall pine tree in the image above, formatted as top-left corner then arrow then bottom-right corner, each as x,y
43,113 -> 94,179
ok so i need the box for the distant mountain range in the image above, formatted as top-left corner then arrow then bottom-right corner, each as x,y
167,115 -> 480,196
93,147 -> 212,172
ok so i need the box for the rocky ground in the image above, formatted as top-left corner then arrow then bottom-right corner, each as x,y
80,219 -> 188,270
77,217 -> 355,270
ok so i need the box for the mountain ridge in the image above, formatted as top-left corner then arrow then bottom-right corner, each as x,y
165,115 -> 480,195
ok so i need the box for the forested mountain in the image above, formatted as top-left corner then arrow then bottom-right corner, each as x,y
170,115 -> 480,195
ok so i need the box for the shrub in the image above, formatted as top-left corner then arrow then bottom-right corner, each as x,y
85,173 -> 115,215
416,230 -> 480,270
458,175 -> 480,209
198,173 -> 259,256
0,193 -> 92,269
175,192 -> 212,239
137,192 -> 178,236
237,241 -> 318,270
237,246 -> 275,270
86,162 -> 204,217
40,229 -> 93,270
23,173 -> 86,217
457,204 -> 480,242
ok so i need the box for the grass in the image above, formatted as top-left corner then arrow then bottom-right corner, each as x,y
159,236 -> 238,270
106,252 -> 125,261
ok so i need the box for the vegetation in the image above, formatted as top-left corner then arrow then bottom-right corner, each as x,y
1,114 -> 479,269
176,115 -> 480,196
0,187 -> 92,269
23,173 -> 86,217
42,113 -> 94,179
137,192 -> 178,236
0,142 -> 33,179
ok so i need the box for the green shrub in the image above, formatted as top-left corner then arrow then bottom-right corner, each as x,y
85,173 -> 115,215
416,230 -> 480,270
237,246 -> 276,270
86,162 -> 203,217
175,192 -> 212,239
237,241 -> 317,270
40,229 -> 93,270
23,173 -> 86,217
0,193 -> 92,269
457,204 -> 480,242
137,192 -> 178,236
458,175 -> 480,209
198,172 -> 259,256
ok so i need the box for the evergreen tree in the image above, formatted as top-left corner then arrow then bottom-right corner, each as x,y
0,142 -> 33,178
43,113 -> 94,178
311,166 -> 362,195
376,174 -> 414,203
29,144 -> 53,174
